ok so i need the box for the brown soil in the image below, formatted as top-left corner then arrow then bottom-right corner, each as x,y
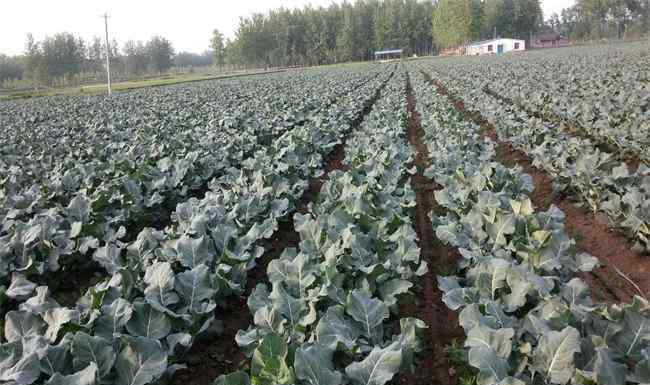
171,70 -> 393,385
425,72 -> 650,305
399,75 -> 463,385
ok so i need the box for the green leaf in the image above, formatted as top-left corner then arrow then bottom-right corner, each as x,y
6,273 -> 36,300
213,371 -> 251,385
126,301 -> 172,339
94,298 -> 134,339
72,332 -> 116,380
345,341 -> 402,385
250,333 -> 293,385
176,235 -> 212,268
143,262 -> 179,313
466,326 -> 514,359
316,305 -> 361,351
346,289 -> 389,342
294,344 -> 342,385
0,350 -> 42,385
486,213 -> 516,249
378,279 -> 412,308
174,264 -> 215,314
533,326 -> 581,385
609,301 -> 650,361
46,362 -> 98,385
115,336 -> 168,385
468,346 -> 509,385
593,347 -> 626,385
4,310 -> 45,342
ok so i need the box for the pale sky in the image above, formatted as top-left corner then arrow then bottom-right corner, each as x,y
0,0 -> 574,56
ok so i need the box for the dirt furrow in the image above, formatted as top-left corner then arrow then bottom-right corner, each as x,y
399,74 -> 462,385
171,69 -> 393,385
422,70 -> 650,304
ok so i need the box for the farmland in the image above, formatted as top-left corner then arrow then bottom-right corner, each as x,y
1,42 -> 649,385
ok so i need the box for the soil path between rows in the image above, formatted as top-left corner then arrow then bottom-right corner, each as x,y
171,70 -> 393,385
398,74 -> 462,385
422,70 -> 650,304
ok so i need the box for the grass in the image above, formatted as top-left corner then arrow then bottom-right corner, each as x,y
0,69 -> 285,101
446,339 -> 478,385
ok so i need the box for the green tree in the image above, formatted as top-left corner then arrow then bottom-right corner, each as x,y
145,36 -> 174,73
211,29 -> 225,68
432,0 -> 474,49
0,54 -> 24,85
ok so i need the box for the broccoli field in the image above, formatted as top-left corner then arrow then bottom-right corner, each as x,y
1,41 -> 650,385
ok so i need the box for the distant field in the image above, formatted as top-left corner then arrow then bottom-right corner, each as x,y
0,68 -> 286,100
1,41 -> 649,385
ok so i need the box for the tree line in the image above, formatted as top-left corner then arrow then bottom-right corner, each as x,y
212,0 -> 436,67
547,0 -> 649,40
2,0 -> 648,87
431,0 -> 543,49
1,33 -> 211,88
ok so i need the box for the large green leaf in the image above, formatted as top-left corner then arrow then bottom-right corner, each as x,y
345,341 -> 402,385
346,289 -> 389,342
72,332 -> 116,380
213,371 -> 251,385
115,336 -> 167,385
533,326 -> 581,384
593,347 -> 626,385
46,362 -> 97,385
94,298 -> 134,339
294,344 -> 342,385
176,235 -> 212,268
174,264 -> 215,314
466,326 -> 514,359
125,301 -> 172,339
316,305 -> 362,351
468,345 -> 509,385
250,333 -> 293,385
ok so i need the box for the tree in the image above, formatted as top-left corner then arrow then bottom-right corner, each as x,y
0,54 -> 24,84
211,29 -> 225,68
432,0 -> 474,49
337,3 -> 357,61
123,40 -> 148,75
24,33 -> 46,84
145,36 -> 174,73
556,0 -> 649,40
222,0 -> 440,66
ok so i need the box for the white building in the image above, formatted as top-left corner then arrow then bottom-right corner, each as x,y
466,38 -> 525,56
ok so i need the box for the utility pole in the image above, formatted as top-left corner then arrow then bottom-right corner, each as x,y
102,13 -> 112,95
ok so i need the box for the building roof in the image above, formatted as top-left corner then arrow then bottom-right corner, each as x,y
375,49 -> 403,55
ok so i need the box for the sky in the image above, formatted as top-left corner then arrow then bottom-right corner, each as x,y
0,0 -> 575,56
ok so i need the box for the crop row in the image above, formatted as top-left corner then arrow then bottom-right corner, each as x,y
414,61 -> 650,255
215,67 -> 428,385
0,66 -> 393,384
408,67 -> 650,385
0,66 -> 384,288
427,42 -> 650,162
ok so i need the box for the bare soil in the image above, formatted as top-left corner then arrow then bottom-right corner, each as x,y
424,72 -> 650,304
399,75 -> 462,385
